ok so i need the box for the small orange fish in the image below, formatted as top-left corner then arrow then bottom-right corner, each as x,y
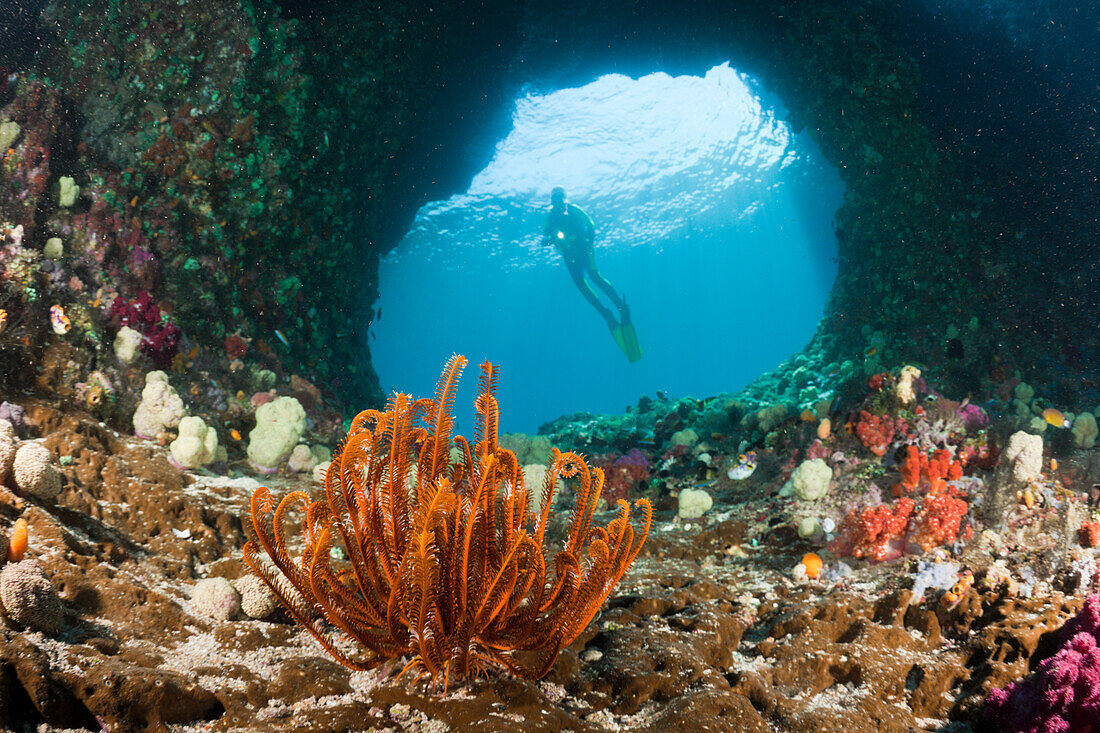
1051,458 -> 1059,472
7,518 -> 27,563
130,196 -> 138,207
1042,408 -> 1070,428
801,552 -> 823,579
230,429 -> 242,441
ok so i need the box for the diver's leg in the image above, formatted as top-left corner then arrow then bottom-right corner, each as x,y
566,259 -> 617,327
585,251 -> 627,313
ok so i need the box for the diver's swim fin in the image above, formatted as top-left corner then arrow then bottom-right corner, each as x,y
609,318 -> 643,363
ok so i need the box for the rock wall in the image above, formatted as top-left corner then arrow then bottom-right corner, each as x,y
0,0 -> 1091,421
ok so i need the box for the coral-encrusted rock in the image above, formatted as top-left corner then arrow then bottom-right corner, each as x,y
312,460 -> 331,484
190,577 -> 240,621
287,443 -> 316,473
234,575 -> 277,619
786,458 -> 833,501
12,443 -> 61,502
678,487 -> 713,519
0,559 -> 64,634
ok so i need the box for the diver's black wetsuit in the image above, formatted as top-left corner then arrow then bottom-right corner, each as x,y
542,202 -> 625,325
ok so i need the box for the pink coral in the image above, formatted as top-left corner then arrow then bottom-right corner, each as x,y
985,595 -> 1100,732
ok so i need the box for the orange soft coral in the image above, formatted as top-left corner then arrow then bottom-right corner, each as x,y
897,446 -> 964,496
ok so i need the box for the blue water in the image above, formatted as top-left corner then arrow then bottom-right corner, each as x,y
373,63 -> 843,434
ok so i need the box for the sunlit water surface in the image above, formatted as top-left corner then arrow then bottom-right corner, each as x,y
373,63 -> 843,434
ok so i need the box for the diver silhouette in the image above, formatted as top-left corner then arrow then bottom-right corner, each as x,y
541,186 -> 641,362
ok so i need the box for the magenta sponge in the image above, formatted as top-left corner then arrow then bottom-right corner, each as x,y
984,594 -> 1100,732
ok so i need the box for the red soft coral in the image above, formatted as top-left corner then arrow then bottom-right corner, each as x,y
911,494 -> 969,551
855,411 -> 906,457
830,498 -> 915,562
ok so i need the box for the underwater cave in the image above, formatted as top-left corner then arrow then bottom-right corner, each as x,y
374,63 -> 843,432
0,0 -> 1099,730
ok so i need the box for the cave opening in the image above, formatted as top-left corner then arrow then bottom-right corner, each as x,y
372,63 -> 843,433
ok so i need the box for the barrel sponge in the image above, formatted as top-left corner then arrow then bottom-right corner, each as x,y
247,396 -> 306,473
133,370 -> 186,438
191,577 -> 241,621
1072,412 -> 1098,449
169,416 -> 219,469
0,559 -> 64,634
12,443 -> 61,502
790,458 -> 833,501
1005,431 -> 1043,482
234,575 -> 277,619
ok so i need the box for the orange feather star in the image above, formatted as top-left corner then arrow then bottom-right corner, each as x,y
243,355 -> 652,685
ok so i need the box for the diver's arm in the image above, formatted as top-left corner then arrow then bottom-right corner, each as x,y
542,215 -> 561,246
573,204 -> 596,243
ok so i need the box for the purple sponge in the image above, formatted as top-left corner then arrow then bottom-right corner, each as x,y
0,402 -> 24,430
984,595 -> 1100,732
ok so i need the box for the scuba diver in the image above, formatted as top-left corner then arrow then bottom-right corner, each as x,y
541,186 -> 642,362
